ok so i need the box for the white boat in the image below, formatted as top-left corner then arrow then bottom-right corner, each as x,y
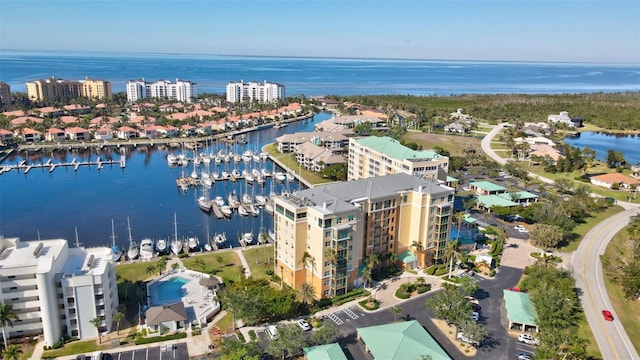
242,193 -> 253,204
214,156 -> 222,164
214,196 -> 225,207
240,232 -> 254,246
190,169 -> 199,180
245,174 -> 254,184
214,233 -> 227,246
204,243 -> 212,252
249,204 -> 260,217
252,168 -> 260,178
242,151 -> 252,163
201,172 -> 212,188
212,170 -> 220,180
268,229 -> 276,241
274,172 -> 285,182
261,168 -> 271,177
220,205 -> 232,218
167,154 -> 179,166
126,218 -> 138,261
140,238 -> 154,260
187,237 -> 200,252
265,202 -> 274,214
286,172 -> 295,181
232,169 -> 241,178
221,170 -> 230,179
156,238 -> 168,255
198,196 -> 212,213
242,169 -> 251,178
234,154 -> 242,163
260,152 -> 269,160
238,206 -> 249,217
171,213 -> 183,255
228,191 -> 239,207
110,219 -> 122,262
256,174 -> 265,185
255,195 -> 267,206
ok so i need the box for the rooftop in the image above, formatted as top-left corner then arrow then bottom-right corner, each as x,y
470,181 -> 507,192
303,343 -> 348,360
503,290 -> 537,326
354,136 -> 444,161
476,194 -> 518,208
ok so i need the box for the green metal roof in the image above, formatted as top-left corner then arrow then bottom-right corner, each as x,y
398,249 -> 416,264
497,191 -> 538,201
446,176 -> 458,182
357,320 -> 451,360
476,194 -> 518,208
355,136 -> 443,161
470,181 -> 507,192
463,214 -> 477,224
303,343 -> 348,360
503,290 -> 537,326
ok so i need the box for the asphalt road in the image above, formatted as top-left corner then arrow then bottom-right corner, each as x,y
572,207 -> 640,360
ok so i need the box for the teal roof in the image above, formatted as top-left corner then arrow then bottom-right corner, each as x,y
497,191 -> 538,201
357,320 -> 451,360
303,343 -> 348,360
398,249 -> 416,264
446,176 -> 458,182
463,214 -> 477,224
355,136 -> 443,161
477,194 -> 518,208
503,290 -> 537,326
470,181 -> 506,192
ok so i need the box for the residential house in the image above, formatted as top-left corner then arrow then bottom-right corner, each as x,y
116,126 -> 138,140
17,128 -> 42,142
45,128 -> 66,142
0,129 -> 14,143
145,302 -> 187,334
65,126 -> 91,141
514,136 -> 556,147
529,144 -> 564,162
10,116 -> 43,128
94,128 -> 113,141
63,104 -> 91,114
590,173 -> 640,190
295,142 -> 346,172
548,111 -> 582,127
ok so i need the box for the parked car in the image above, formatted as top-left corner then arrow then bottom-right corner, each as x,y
516,352 -> 533,360
602,310 -> 614,321
471,303 -> 482,312
266,325 -> 279,340
517,333 -> 540,346
297,319 -> 312,331
471,311 -> 480,321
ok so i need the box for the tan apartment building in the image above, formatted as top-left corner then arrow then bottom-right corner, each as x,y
273,173 -> 454,299
26,76 -> 112,101
347,136 -> 449,182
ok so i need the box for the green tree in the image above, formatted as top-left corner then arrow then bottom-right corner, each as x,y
365,254 -> 380,271
456,319 -> 488,347
298,282 -> 315,305
0,304 -> 18,348
361,267 -> 372,288
410,240 -> 424,266
1,344 -> 22,360
391,306 -> 403,322
90,317 -> 102,344
606,149 -> 626,168
425,285 -> 472,325
459,276 -> 479,297
444,240 -> 463,279
309,321 -> 339,345
113,311 -> 124,335
220,338 -> 262,360
268,324 -> 309,359
529,224 -> 564,254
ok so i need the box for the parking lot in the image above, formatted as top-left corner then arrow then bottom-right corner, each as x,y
108,342 -> 189,360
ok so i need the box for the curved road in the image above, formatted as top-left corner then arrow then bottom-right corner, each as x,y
481,123 -> 639,359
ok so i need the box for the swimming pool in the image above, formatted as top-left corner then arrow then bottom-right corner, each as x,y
450,227 -> 477,245
149,276 -> 189,305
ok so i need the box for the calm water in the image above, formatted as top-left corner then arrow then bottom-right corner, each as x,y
0,113 -> 330,247
564,132 -> 640,165
149,276 -> 189,305
1,51 -> 639,95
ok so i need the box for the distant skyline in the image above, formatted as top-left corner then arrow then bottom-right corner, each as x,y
1,0 -> 639,64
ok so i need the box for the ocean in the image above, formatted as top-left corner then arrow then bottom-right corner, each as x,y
1,51 -> 639,96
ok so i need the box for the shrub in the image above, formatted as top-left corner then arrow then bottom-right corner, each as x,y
416,284 -> 432,294
178,252 -> 189,259
332,289 -> 370,306
248,330 -> 256,341
358,298 -> 380,310
434,267 -> 450,276
265,269 -> 274,275
237,331 -> 246,343
489,269 -> 496,277
395,289 -> 411,299
135,332 -> 187,345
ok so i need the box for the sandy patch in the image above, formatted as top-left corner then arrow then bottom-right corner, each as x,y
431,318 -> 477,357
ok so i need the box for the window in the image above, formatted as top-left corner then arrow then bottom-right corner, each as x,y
403,195 -> 408,203
348,214 -> 354,222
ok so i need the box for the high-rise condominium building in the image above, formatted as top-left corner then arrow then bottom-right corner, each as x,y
0,82 -> 11,107
126,79 -> 197,103
273,173 -> 454,299
347,136 -> 450,182
25,77 -> 112,101
226,80 -> 285,103
0,237 -> 119,347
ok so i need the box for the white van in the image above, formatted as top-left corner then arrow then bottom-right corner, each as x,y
91,351 -> 103,360
266,325 -> 278,340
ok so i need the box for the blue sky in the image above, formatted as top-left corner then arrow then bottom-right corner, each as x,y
1,0 -> 639,63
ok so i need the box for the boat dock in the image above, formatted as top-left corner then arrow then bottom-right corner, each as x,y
210,203 -> 224,219
0,155 -> 126,175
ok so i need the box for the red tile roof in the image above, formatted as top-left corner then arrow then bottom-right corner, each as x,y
591,173 -> 640,186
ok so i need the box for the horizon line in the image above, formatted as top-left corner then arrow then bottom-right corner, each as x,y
1,48 -> 638,66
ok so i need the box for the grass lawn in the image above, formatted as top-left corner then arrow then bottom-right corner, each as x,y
182,251 -> 243,285
264,143 -> 334,185
242,245 -> 274,280
603,231 -> 640,355
578,320 -> 603,360
401,131 -> 482,157
559,205 -> 625,253
214,312 -> 235,334
116,260 -> 164,283
42,339 -> 106,358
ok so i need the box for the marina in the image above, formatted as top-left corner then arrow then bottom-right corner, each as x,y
0,112 -> 330,250
0,155 -> 125,175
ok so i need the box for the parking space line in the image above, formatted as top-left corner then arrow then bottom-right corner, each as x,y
343,308 -> 359,319
328,312 -> 344,325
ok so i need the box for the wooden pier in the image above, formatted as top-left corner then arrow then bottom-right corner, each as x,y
211,203 -> 224,219
0,155 -> 125,175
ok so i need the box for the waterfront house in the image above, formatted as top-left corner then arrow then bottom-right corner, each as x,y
63,104 -> 91,114
65,126 -> 91,141
129,115 -> 157,125
167,112 -> 190,121
36,106 -> 64,117
529,144 -> 564,162
548,111 -> 582,127
60,115 -> 80,125
16,127 -> 42,142
0,128 -> 14,143
94,127 -> 113,141
10,116 -> 43,128
181,124 -> 196,137
45,127 -> 66,142
315,115 -> 387,134
276,131 -> 349,154
590,173 -> 640,190
514,136 -> 556,147
116,126 -> 138,140
631,164 -> 640,179
90,116 -> 120,128
145,302 -> 187,335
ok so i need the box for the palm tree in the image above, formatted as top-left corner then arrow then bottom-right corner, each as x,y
1,344 -> 22,360
361,267 -> 372,288
365,254 -> 379,272
410,241 -> 424,267
391,306 -> 402,322
298,282 -> 315,305
324,248 -> 337,296
444,240 -> 463,279
0,304 -> 18,348
146,264 -> 156,277
113,311 -> 124,335
300,251 -> 315,284
90,317 -> 102,344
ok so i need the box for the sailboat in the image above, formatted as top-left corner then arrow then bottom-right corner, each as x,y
170,213 -> 183,255
126,217 -> 139,261
214,232 -> 227,246
204,225 -> 212,252
156,237 -> 168,255
110,219 -> 122,262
